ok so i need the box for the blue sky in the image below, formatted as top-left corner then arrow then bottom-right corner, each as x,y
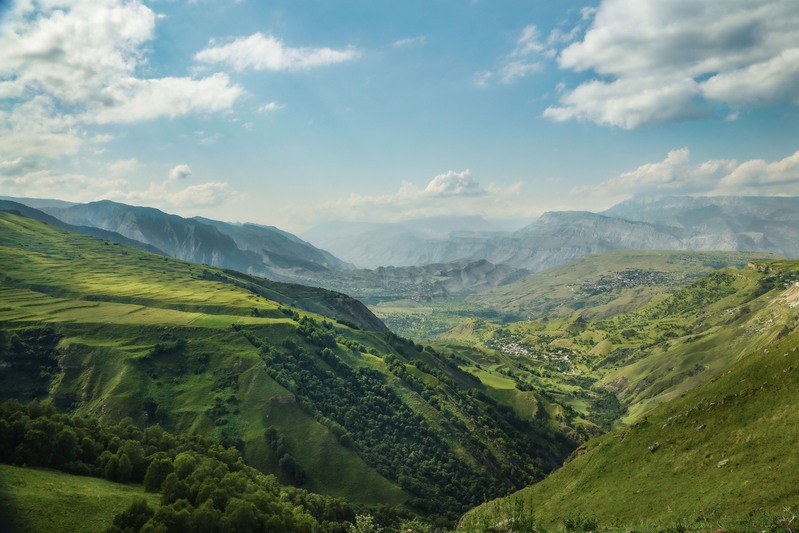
0,0 -> 798,231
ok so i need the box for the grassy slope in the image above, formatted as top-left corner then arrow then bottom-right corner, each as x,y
0,212 -> 578,516
438,257 -> 799,432
458,327 -> 799,531
0,212 -> 407,505
0,465 -> 159,533
469,250 -> 775,321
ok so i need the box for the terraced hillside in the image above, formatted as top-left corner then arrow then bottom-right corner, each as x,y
0,212 -> 577,523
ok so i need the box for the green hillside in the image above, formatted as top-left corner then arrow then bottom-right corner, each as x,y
469,250 -> 776,321
0,211 -> 577,524
372,251 -> 773,340
438,256 -> 799,428
0,465 -> 159,533
458,326 -> 799,531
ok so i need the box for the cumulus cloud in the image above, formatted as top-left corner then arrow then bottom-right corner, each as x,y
717,150 -> 799,192
546,0 -> 799,128
422,170 -> 485,197
0,168 -> 128,202
0,0 -> 242,161
90,74 -> 241,124
195,33 -> 359,72
168,164 -> 192,181
573,147 -> 799,199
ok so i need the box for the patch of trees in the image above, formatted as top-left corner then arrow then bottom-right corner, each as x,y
260,336 -> 495,522
0,325 -> 62,403
0,399 -> 369,532
254,323 -> 574,524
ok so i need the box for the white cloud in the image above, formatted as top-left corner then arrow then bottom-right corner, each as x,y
717,150 -> 799,192
474,71 -> 493,88
480,24 -> 549,86
514,25 -> 546,57
169,182 -> 232,208
285,170 -> 532,225
572,147 -> 799,199
0,0 -> 242,160
393,36 -> 427,49
258,101 -> 286,113
108,158 -> 140,176
423,170 -> 485,197
89,74 -> 242,124
500,61 -> 543,84
0,168 -> 128,202
168,164 -> 192,181
195,33 -> 359,72
544,77 -> 703,129
546,0 -> 799,128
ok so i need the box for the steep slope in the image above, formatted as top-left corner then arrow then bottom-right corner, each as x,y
0,212 -> 577,522
194,217 -> 354,273
31,199 -> 350,283
0,200 -> 165,255
458,323 -> 799,531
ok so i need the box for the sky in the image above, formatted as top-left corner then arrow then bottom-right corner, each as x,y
0,0 -> 798,232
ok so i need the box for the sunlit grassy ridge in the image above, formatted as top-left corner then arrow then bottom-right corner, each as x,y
0,211 -> 579,522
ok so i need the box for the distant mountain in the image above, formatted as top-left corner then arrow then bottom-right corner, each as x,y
322,258 -> 531,304
603,195 -> 799,257
306,196 -> 799,272
303,216 -> 522,268
12,199 -> 352,283
194,217 -> 353,272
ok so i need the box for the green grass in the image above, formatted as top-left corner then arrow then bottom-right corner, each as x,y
458,329 -> 799,531
470,250 -> 776,320
0,464 -> 159,533
0,211 -> 585,521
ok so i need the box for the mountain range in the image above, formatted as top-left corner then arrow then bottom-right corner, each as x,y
305,196 -> 799,271
3,197 -> 799,531
3,195 -> 799,306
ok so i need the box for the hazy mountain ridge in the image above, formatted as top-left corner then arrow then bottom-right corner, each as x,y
304,196 -> 799,272
4,197 -> 535,302
23,199 -> 349,284
322,259 -> 530,304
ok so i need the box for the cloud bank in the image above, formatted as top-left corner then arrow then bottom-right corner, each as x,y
545,0 -> 799,128
574,148 -> 799,198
